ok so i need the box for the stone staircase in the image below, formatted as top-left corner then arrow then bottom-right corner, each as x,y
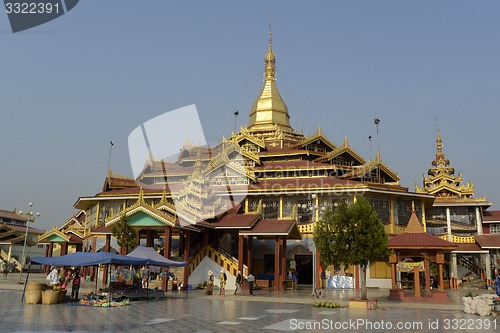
459,278 -> 487,290
0,248 -> 21,272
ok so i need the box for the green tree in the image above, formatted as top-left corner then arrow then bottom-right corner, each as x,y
314,197 -> 388,300
111,214 -> 138,255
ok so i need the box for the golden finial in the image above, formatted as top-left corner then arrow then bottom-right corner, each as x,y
269,19 -> 272,43
343,136 -> 349,147
411,201 -> 415,212
317,125 -> 322,136
138,187 -> 145,204
265,21 -> 276,81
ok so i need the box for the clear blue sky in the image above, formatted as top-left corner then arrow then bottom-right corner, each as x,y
1,1 -> 500,231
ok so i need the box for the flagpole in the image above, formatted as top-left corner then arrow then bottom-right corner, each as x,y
108,141 -> 114,173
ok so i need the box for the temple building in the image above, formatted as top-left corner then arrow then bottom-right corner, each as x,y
416,132 -> 498,287
41,32 -> 470,292
0,210 -> 45,272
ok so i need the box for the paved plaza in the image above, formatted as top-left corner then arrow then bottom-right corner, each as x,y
0,274 -> 497,332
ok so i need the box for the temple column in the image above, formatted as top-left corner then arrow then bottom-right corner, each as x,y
476,207 -> 483,235
145,230 -> 151,247
274,236 -> 280,291
281,237 -> 286,288
44,245 -> 49,273
390,198 -> 396,235
424,257 -> 430,294
164,226 -> 172,259
105,235 -> 111,252
438,263 -> 444,292
246,236 -> 253,274
183,231 -> 190,288
421,201 -> 427,232
414,266 -> 421,298
102,235 -> 111,285
446,207 -> 452,242
179,231 -> 185,256
238,234 -> 244,274
391,263 -> 397,289
389,252 -> 397,289
90,237 -> 96,280
451,253 -> 458,289
162,226 -> 172,292
485,253 -> 492,286
61,242 -> 68,256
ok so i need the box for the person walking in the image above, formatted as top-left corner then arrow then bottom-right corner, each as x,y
1,260 -> 8,279
71,269 -> 81,302
234,271 -> 243,295
495,275 -> 500,297
206,270 -> 214,295
247,273 -> 255,296
219,269 -> 227,295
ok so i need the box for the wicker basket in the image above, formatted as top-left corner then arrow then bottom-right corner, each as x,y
58,290 -> 67,303
25,290 -> 42,304
26,281 -> 42,292
41,290 -> 59,305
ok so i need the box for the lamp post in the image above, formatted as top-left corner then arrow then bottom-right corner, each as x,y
18,203 -> 40,284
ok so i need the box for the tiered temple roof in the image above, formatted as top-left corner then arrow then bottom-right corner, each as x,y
415,133 -> 486,204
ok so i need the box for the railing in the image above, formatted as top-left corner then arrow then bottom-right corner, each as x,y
438,235 -> 476,243
459,256 -> 481,275
187,244 -> 247,278
298,223 -> 314,234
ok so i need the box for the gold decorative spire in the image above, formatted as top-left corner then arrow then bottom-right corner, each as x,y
415,132 -> 475,198
433,131 -> 449,168
248,27 -> 292,133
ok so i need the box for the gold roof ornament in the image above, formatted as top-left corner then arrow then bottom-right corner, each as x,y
415,133 -> 476,199
248,27 -> 293,133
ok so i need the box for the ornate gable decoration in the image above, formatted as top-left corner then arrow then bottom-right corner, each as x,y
315,136 -> 366,166
294,126 -> 336,152
38,226 -> 71,244
104,188 -> 177,227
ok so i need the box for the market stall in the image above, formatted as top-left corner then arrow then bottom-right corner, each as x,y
24,251 -> 177,304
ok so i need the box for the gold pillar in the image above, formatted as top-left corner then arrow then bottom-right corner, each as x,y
421,201 -> 427,232
315,194 -> 319,221
95,202 -> 100,227
390,198 -> 395,235
279,195 -> 283,219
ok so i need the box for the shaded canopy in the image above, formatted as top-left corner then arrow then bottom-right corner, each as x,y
127,246 -> 187,267
30,252 -> 153,267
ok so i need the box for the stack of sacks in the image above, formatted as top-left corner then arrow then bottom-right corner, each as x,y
462,297 -> 473,314
475,297 -> 492,316
463,296 -> 492,316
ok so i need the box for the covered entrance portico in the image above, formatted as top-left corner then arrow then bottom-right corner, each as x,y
240,219 -> 301,291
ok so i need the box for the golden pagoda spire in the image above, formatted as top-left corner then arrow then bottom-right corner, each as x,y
248,26 -> 293,133
432,131 -> 449,168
